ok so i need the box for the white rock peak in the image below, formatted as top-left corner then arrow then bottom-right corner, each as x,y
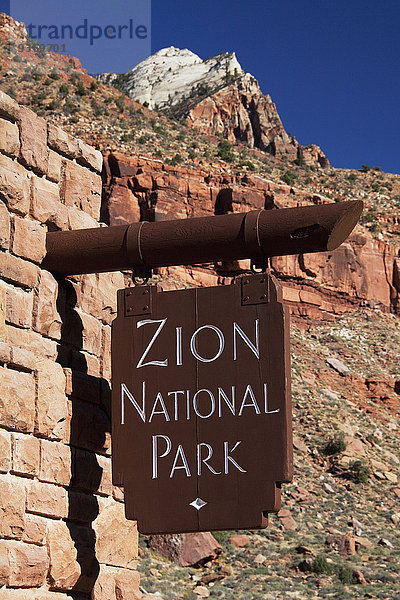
99,46 -> 244,110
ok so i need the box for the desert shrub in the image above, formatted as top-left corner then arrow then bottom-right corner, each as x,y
49,69 -> 60,80
75,80 -> 86,96
337,564 -> 355,584
217,139 -> 234,163
59,83 -> 69,96
282,170 -> 296,186
349,459 -> 370,483
169,153 -> 183,166
323,433 -> 346,456
311,554 -> 333,575
115,95 -> 126,112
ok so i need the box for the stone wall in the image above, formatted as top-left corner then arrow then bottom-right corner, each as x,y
0,91 -> 139,599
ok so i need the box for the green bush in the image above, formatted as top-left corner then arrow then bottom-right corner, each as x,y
75,81 -> 86,96
217,139 -> 234,163
282,170 -> 296,186
311,554 -> 333,575
49,69 -> 60,80
349,459 -> 370,483
115,95 -> 126,112
337,564 -> 355,584
59,83 -> 69,96
323,433 -> 346,456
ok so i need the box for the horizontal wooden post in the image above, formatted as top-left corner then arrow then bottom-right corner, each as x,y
42,200 -> 363,275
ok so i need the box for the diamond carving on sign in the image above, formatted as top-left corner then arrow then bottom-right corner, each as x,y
189,498 -> 207,511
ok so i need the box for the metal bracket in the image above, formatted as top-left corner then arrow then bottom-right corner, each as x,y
241,274 -> 269,306
124,286 -> 152,317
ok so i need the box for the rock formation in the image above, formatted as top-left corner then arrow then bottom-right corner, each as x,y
101,151 -> 399,316
98,48 -> 329,167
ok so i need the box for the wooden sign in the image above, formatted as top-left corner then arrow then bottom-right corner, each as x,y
111,274 -> 293,534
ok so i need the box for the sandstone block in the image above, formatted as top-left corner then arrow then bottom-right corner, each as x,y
46,149 -> 62,183
92,565 -> 141,600
8,540 -> 48,587
71,271 -> 123,326
148,532 -> 221,567
26,480 -> 68,518
97,455 -> 112,496
0,153 -> 30,215
33,270 -> 62,340
12,433 -> 40,477
0,429 -> 10,472
92,564 -> 116,600
77,139 -> 103,173
77,310 -> 102,356
0,119 -> 19,157
0,539 -> 8,585
277,509 -> 298,531
0,253 -> 39,288
0,367 -> 35,432
30,176 -> 67,229
0,201 -> 10,249
0,288 -> 6,343
6,328 -> 58,362
22,514 -> 47,545
0,589 -> 31,600
12,216 -> 46,264
18,106 -> 48,175
228,534 -> 251,548
67,206 -> 99,230
47,123 -> 79,159
0,90 -> 20,121
47,520 -> 98,592
0,475 -> 25,538
61,161 -> 101,220
35,359 -> 69,441
102,325 -> 111,380
39,439 -> 71,486
3,284 -> 33,329
10,346 -> 36,372
0,341 -> 10,363
94,500 -> 138,569
115,567 -> 141,599
105,182 -> 141,226
132,173 -> 153,192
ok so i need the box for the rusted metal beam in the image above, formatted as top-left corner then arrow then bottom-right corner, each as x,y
42,200 -> 363,276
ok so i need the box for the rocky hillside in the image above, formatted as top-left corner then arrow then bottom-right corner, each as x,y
98,46 -> 329,166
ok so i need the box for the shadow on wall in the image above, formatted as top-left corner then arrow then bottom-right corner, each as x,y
55,278 -> 111,596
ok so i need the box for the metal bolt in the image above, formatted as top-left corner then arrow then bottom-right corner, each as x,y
142,290 -> 148,295
127,307 -> 132,312
260,295 -> 266,300
243,296 -> 249,302
143,306 -> 149,310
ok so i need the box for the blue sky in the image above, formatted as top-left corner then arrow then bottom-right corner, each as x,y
2,0 -> 399,173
